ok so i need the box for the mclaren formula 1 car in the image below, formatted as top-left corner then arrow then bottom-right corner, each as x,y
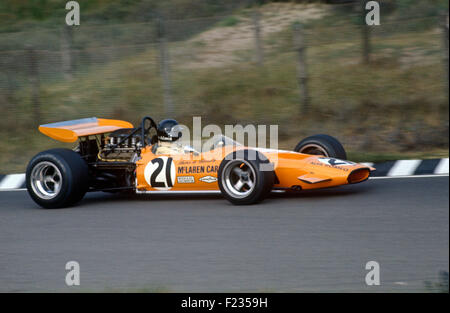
26,116 -> 374,208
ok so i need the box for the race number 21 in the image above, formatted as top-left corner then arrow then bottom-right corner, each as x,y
144,157 -> 176,190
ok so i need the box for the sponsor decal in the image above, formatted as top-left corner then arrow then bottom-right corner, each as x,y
199,176 -> 218,183
308,157 -> 356,172
178,165 -> 219,175
177,176 -> 195,184
318,158 -> 356,166
144,157 -> 176,190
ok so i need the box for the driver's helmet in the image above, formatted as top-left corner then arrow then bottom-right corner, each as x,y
157,119 -> 182,142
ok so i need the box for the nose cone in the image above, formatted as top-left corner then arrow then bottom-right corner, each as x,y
270,153 -> 373,189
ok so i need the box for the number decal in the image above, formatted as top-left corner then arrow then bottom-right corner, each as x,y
150,158 -> 165,188
166,157 -> 173,187
144,157 -> 176,190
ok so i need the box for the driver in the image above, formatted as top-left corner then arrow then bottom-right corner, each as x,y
154,119 -> 185,155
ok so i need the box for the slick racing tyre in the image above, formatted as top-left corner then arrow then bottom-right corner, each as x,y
26,148 -> 89,209
294,134 -> 347,160
218,150 -> 274,205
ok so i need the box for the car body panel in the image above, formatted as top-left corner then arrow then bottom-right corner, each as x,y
135,145 -> 374,192
136,146 -> 222,192
39,117 -> 133,143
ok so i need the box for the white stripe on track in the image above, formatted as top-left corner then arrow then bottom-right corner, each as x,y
434,158 -> 449,174
387,160 -> 422,176
0,174 -> 25,190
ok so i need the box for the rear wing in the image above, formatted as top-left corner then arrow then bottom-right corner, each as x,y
38,117 -> 133,143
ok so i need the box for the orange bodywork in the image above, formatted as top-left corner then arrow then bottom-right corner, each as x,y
38,118 -> 373,193
39,117 -> 133,143
135,146 -> 374,192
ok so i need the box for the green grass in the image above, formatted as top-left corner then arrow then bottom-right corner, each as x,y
218,16 -> 241,27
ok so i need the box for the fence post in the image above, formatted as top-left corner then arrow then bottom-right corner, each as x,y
360,0 -> 371,64
252,9 -> 264,66
293,22 -> 309,113
441,13 -> 449,100
27,47 -> 41,125
157,17 -> 174,117
60,26 -> 73,80
0,55 -> 15,109
361,23 -> 371,64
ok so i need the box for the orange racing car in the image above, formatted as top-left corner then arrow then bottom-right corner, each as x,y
26,116 -> 374,208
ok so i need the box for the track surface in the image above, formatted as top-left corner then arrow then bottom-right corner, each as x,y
0,177 -> 448,292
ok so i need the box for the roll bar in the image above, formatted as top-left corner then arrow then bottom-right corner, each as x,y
103,116 -> 157,156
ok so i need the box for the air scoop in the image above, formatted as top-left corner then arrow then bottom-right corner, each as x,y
347,168 -> 371,184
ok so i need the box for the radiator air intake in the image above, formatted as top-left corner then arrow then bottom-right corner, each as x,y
348,168 -> 370,184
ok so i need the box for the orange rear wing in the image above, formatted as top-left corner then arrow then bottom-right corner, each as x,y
38,117 -> 134,143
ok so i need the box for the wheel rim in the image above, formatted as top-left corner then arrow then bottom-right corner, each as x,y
30,161 -> 62,200
221,160 -> 256,199
298,144 -> 329,157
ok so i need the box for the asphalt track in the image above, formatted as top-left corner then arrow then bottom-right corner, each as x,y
0,176 -> 448,292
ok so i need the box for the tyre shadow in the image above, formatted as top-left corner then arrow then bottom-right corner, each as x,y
269,183 -> 374,200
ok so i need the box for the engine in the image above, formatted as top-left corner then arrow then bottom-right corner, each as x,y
75,116 -> 158,192
99,128 -> 141,162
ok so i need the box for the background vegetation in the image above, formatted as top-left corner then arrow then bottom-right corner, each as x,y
0,0 -> 448,173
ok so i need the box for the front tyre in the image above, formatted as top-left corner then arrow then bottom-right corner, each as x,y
26,149 -> 89,209
294,134 -> 347,160
218,150 -> 274,205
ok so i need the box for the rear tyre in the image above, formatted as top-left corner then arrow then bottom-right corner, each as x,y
26,149 -> 89,209
218,150 -> 274,205
294,134 -> 347,159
